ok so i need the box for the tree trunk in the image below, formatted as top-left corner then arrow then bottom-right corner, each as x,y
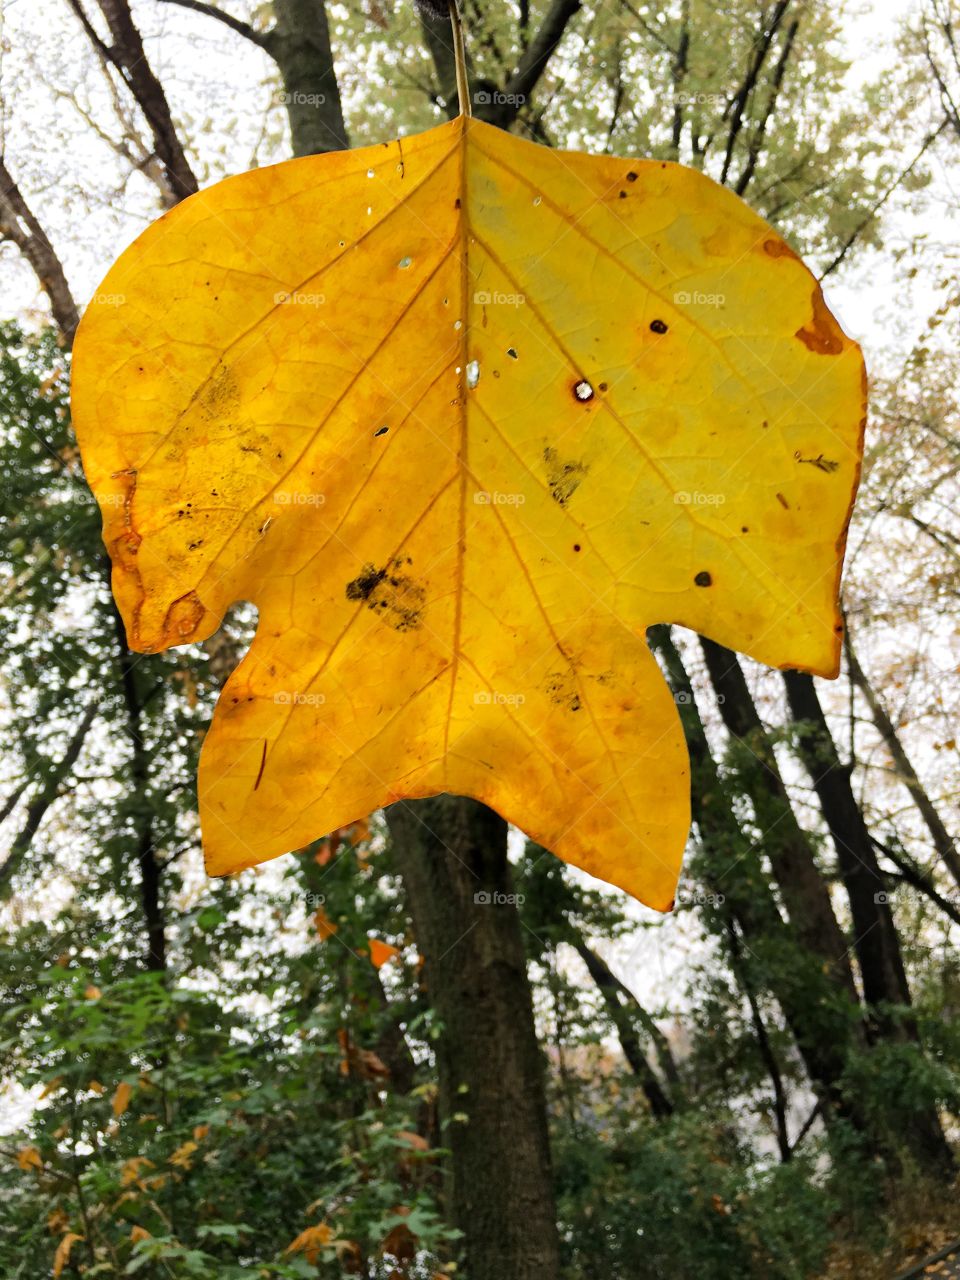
267,0 -> 349,156
782,670 -> 954,1177
387,797 -> 561,1280
699,638 -> 860,1000
650,628 -> 869,1136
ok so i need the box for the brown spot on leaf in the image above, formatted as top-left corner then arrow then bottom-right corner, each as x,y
543,670 -> 581,712
650,319 -> 668,334
346,560 -> 424,631
543,446 -> 589,506
795,288 -> 844,355
694,570 -> 712,587
163,590 -> 205,640
762,237 -> 800,262
776,492 -> 790,509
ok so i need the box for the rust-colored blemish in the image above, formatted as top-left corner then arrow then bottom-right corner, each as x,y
776,492 -> 790,509
762,237 -> 800,262
795,288 -> 844,355
253,740 -> 267,791
162,589 -> 206,641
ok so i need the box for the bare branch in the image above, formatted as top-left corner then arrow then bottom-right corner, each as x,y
503,0 -> 582,111
0,703 -> 99,898
0,159 -> 80,341
154,0 -> 268,46
67,0 -> 199,201
819,121 -> 947,280
719,0 -> 792,187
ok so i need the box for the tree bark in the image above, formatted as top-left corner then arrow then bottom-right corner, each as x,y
782,669 -> 954,1176
0,161 -> 80,343
266,0 -> 349,156
698,637 -> 860,1000
650,628 -> 869,1135
386,796 -> 561,1280
573,941 -> 675,1117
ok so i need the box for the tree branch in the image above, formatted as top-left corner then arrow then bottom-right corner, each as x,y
154,0 -> 268,46
845,631 -> 960,889
0,704 -> 99,898
68,0 -> 199,202
0,160 -> 81,342
503,0 -> 582,113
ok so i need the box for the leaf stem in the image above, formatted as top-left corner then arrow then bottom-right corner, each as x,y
448,0 -> 472,118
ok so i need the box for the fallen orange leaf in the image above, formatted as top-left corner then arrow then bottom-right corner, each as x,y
112,1080 -> 134,1118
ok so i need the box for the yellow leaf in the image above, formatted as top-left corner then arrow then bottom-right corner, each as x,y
368,937 -> 400,969
52,1231 -> 83,1278
192,1123 -> 210,1141
130,1225 -> 151,1244
286,1223 -> 335,1264
83,985 -> 102,1001
39,1076 -> 63,1099
16,1145 -> 42,1172
87,1080 -> 105,1095
112,1080 -> 134,1118
313,907 -> 338,940
72,118 -> 863,910
47,1208 -> 70,1235
169,1140 -> 199,1169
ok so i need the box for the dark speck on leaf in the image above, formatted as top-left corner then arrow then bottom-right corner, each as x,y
544,447 -> 589,507
694,570 -> 712,587
346,564 -> 387,601
650,319 -> 668,334
626,171 -> 638,181
346,561 -> 424,630
374,425 -> 389,437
